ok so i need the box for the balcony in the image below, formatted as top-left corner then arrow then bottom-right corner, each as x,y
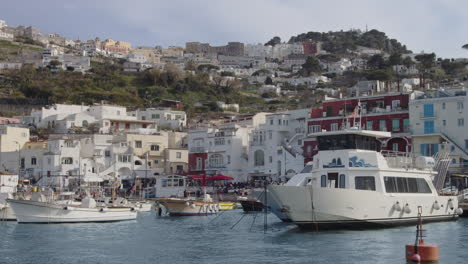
190,147 -> 206,153
419,112 -> 437,119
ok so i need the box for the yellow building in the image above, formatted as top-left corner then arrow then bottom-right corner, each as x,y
0,126 -> 30,152
102,39 -> 132,54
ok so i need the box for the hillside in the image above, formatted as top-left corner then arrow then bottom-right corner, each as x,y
288,29 -> 411,55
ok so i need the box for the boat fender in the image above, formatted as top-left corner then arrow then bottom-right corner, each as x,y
403,203 -> 411,214
130,207 -> 135,211
432,201 -> 440,210
100,207 -> 109,212
456,208 -> 463,215
190,203 -> 196,209
201,204 -> 207,212
208,204 -> 213,212
394,201 -> 402,212
185,201 -> 190,207
448,199 -> 454,210
215,204 -> 220,211
63,206 -> 68,210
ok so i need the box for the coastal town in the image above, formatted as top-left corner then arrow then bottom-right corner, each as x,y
1,11 -> 468,264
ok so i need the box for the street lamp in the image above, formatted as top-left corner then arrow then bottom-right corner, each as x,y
13,141 -> 21,176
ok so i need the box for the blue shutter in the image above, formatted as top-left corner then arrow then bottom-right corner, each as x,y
421,144 -> 426,156
433,144 -> 439,155
424,120 -> 434,134
424,104 -> 434,117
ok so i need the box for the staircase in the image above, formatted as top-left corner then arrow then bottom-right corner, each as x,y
432,148 -> 451,192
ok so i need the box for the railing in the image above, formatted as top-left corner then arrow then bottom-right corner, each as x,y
189,147 -> 205,153
380,150 -> 417,170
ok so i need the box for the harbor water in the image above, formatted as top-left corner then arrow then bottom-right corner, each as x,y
1,210 -> 467,264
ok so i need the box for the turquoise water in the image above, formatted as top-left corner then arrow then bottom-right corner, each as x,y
1,211 -> 467,264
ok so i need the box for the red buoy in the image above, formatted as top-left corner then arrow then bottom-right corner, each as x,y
405,206 -> 439,263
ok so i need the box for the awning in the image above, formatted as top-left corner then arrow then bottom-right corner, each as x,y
189,174 -> 234,181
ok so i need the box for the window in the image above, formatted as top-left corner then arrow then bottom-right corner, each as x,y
154,159 -> 159,165
176,152 -> 182,159
321,175 -> 326,187
254,150 -> 265,166
458,102 -> 464,110
135,141 -> 142,148
269,156 -> 273,163
105,150 -> 111,157
297,139 -> 302,145
420,143 -> 438,156
355,176 -> 376,191
227,155 -> 231,164
65,140 -> 74,147
392,143 -> 399,152
458,118 -> 464,127
379,120 -> 386,131
166,115 -> 172,120
82,120 -> 88,127
270,119 -> 273,125
465,140 -> 468,150
141,116 -> 146,120
120,142 -> 128,147
151,145 -> 160,151
309,125 -> 321,133
306,145 -> 312,153
152,114 -> 160,119
443,120 -> 446,126
392,100 -> 400,109
118,155 -> 131,163
423,104 -> 434,117
339,174 -> 346,188
330,123 -> 339,131
214,138 -> 225,145
403,118 -> 409,132
47,158 -> 51,165
62,157 -> 73,164
366,121 -> 373,130
31,157 -> 37,165
20,158 -> 25,169
424,120 -> 435,134
269,131 -> 272,139
442,102 -> 446,110
209,154 -> 224,167
195,157 -> 202,170
392,119 -> 400,132
326,106 -> 334,117
384,177 -> 432,193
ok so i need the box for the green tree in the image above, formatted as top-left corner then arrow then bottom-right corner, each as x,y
300,56 -> 322,76
367,54 -> 386,70
265,36 -> 281,46
387,53 -> 402,66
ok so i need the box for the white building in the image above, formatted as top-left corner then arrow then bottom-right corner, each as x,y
409,89 -> 468,174
248,109 -> 310,181
0,31 -> 14,41
31,104 -> 154,134
216,101 -> 240,113
244,43 -> 272,58
130,108 -> 186,130
347,80 -> 387,96
258,85 -> 281,96
270,43 -> 304,59
187,113 -> 269,181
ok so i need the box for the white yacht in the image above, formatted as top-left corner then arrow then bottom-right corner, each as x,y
268,129 -> 463,229
8,194 -> 137,223
0,173 -> 19,221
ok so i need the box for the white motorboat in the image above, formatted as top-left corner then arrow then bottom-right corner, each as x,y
268,129 -> 463,229
0,173 -> 19,221
8,194 -> 137,223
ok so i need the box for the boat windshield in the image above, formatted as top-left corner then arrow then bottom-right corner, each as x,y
300,165 -> 313,173
317,134 -> 381,151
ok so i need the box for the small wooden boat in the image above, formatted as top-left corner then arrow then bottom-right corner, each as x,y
157,197 -> 219,216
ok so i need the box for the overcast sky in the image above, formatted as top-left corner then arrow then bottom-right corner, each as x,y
2,0 -> 468,58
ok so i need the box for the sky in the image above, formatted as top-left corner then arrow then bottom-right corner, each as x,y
2,0 -> 468,58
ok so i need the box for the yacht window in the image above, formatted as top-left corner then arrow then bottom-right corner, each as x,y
321,175 -> 326,187
339,174 -> 346,188
355,176 -> 376,191
383,177 -> 432,193
328,173 -> 338,188
300,165 -> 313,173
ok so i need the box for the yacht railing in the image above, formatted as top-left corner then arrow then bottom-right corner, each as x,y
380,150 -> 418,170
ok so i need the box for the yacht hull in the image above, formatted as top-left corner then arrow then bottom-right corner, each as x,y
268,185 -> 459,229
158,198 -> 219,216
8,199 -> 137,223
